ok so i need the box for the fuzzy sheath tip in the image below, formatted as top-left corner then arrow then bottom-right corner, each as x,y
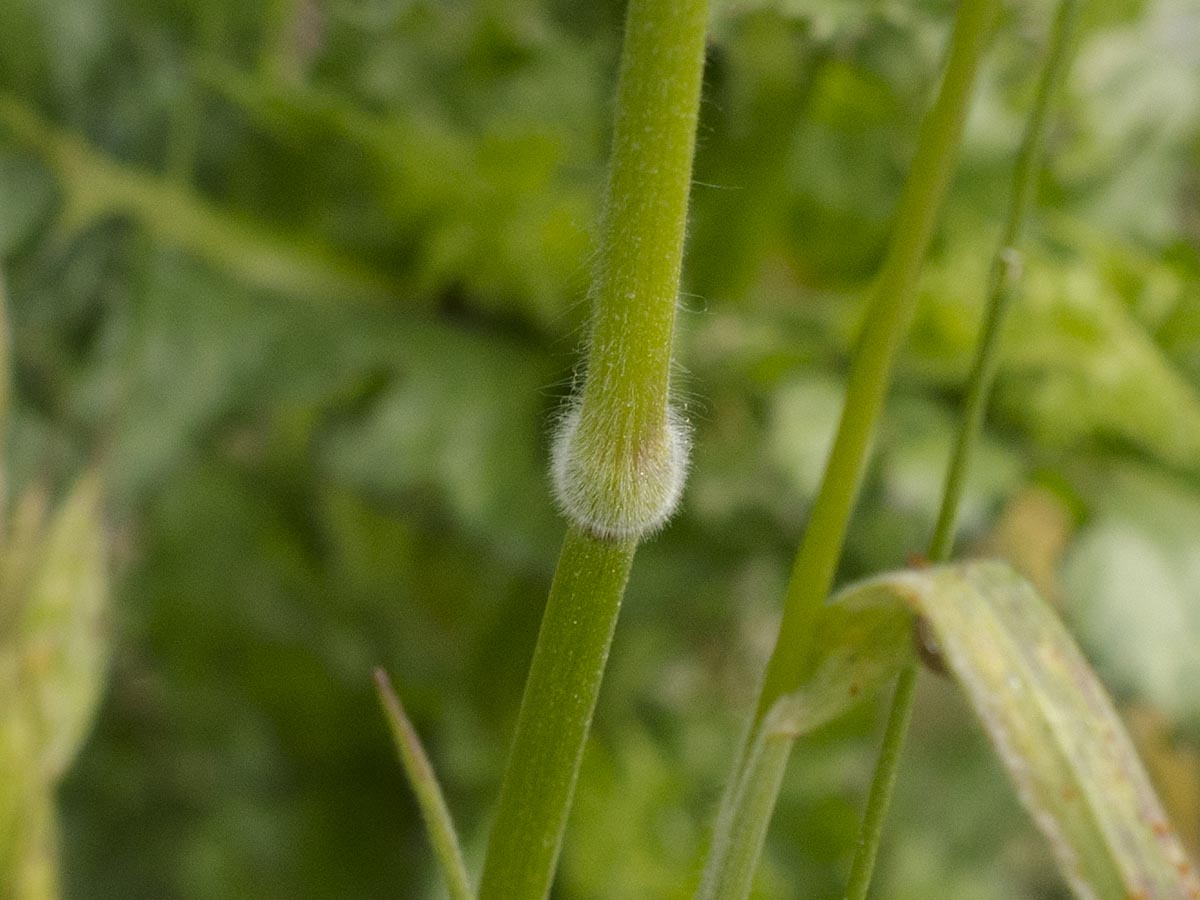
550,402 -> 690,541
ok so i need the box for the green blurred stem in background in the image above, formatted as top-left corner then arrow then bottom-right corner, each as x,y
843,1 -> 1084,897
697,0 -> 997,896
756,0 -> 998,720
0,94 -> 396,304
478,0 -> 709,898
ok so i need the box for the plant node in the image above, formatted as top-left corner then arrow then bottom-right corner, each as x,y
550,401 -> 690,541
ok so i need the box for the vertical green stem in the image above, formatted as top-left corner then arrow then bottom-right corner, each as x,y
696,4 -> 995,895
480,1 -> 709,897
478,529 -> 635,900
699,713 -> 797,900
756,0 -> 998,721
927,0 -> 1081,565
842,2 -> 1083,897
581,0 -> 707,442
553,0 -> 710,541
840,665 -> 917,900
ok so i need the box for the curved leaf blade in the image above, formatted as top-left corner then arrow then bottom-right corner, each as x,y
19,472 -> 109,781
373,668 -> 474,900
704,560 -> 1200,900
841,561 -> 1200,900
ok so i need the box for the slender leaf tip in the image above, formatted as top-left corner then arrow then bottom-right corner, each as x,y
373,667 -> 475,900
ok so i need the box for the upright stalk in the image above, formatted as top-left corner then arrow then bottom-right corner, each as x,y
478,2 -> 709,898
843,2 -> 1083,897
756,0 -> 998,722
697,4 -> 996,896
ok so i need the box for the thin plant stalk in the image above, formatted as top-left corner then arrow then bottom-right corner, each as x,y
842,2 -> 1084,897
374,670 -> 473,900
840,665 -> 917,900
478,530 -> 635,900
755,0 -> 999,720
696,2 -> 997,895
700,702 -> 802,900
478,1 -> 710,898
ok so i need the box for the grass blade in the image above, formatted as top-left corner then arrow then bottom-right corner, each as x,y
838,563 -> 1200,900
702,561 -> 1200,900
373,668 -> 473,900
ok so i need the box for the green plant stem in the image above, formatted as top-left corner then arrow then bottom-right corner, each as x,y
700,710 -> 797,900
756,0 -> 998,722
841,664 -> 917,900
579,0 -> 708,445
842,2 -> 1083,898
480,1 -> 708,897
551,0 -> 709,542
478,529 -> 635,900
696,5 -> 995,895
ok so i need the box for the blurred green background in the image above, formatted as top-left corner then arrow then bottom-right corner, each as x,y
2,0 -> 1199,897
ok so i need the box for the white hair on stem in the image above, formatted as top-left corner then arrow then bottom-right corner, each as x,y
549,399 -> 691,541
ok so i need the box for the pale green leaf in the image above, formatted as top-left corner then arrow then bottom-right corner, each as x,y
374,668 -> 474,900
702,561 -> 1200,900
19,472 -> 109,780
841,562 -> 1200,900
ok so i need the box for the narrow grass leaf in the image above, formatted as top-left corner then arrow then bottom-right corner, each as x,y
838,561 -> 1200,900
702,561 -> 1199,900
373,668 -> 474,900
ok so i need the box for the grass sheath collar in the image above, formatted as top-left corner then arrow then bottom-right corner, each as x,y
551,400 -> 690,540
549,0 -> 708,542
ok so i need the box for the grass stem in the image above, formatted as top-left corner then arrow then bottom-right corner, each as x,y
696,3 -> 995,894
478,0 -> 709,895
842,2 -> 1084,897
756,0 -> 998,723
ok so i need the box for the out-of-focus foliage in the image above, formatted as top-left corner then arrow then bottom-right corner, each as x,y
1,471 -> 109,898
1,0 -> 1198,898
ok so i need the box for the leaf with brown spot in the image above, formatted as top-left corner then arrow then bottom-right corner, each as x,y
831,561 -> 1200,900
